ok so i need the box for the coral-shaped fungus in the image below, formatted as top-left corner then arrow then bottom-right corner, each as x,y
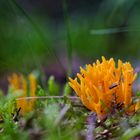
69,57 -> 137,119
8,73 -> 37,115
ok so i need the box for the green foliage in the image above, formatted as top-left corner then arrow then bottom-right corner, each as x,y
36,86 -> 46,96
63,83 -> 71,96
136,91 -> 140,98
47,76 -> 60,96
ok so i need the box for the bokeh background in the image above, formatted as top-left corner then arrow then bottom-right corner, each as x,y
1,0 -> 140,92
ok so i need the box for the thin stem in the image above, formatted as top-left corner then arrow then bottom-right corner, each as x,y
16,96 -> 79,101
62,0 -> 73,76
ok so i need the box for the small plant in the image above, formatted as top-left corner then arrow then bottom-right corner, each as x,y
47,75 -> 60,96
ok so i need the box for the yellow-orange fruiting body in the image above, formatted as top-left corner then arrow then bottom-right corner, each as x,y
8,73 -> 37,115
69,56 -> 137,119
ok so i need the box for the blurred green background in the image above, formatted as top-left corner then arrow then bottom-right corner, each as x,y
0,0 -> 140,90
